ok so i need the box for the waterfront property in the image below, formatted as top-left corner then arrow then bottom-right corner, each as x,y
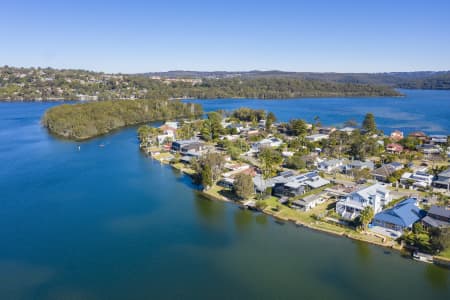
372,198 -> 425,232
292,193 -> 326,211
171,139 -> 204,154
272,171 -> 330,198
422,205 -> 450,229
336,183 -> 392,220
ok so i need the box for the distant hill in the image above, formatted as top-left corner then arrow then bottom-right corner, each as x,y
0,66 -> 402,101
141,70 -> 450,89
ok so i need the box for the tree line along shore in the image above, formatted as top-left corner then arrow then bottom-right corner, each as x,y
0,66 -> 404,101
42,99 -> 203,140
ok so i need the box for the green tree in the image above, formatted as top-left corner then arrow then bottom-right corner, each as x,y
201,112 -> 223,141
362,113 -> 377,134
359,207 -> 374,230
285,155 -> 306,170
259,148 -> 283,179
201,165 -> 213,190
289,119 -> 308,137
266,111 -> 277,131
233,173 -> 255,200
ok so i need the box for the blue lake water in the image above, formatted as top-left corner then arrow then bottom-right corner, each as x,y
0,93 -> 449,299
186,89 -> 450,134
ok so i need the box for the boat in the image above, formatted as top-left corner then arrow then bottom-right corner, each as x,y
412,251 -> 433,263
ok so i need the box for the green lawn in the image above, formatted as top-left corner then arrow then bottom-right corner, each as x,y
438,247 -> 450,259
260,196 -> 389,245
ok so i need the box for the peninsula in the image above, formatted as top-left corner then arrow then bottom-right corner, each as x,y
42,99 -> 203,140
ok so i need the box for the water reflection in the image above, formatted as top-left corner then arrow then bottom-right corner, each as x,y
424,263 -> 450,290
234,209 -> 253,231
255,214 -> 268,226
354,241 -> 372,265
194,194 -> 226,226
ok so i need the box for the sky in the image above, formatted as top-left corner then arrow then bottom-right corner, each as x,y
1,0 -> 450,73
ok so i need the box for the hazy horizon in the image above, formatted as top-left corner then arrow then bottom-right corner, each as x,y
2,65 -> 450,75
1,0 -> 449,73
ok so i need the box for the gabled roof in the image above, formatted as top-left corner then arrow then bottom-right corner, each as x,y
353,183 -> 388,202
373,198 -> 425,227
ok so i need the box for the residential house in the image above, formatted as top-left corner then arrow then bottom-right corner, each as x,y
422,206 -> 450,229
251,137 -> 282,152
372,162 -> 403,182
372,198 -> 425,232
273,171 -> 330,197
292,194 -> 326,211
339,127 -> 356,134
433,168 -> 450,190
171,139 -> 204,154
390,130 -> 404,141
408,131 -> 428,142
430,135 -> 447,145
342,160 -> 374,174
305,134 -> 329,142
336,183 -> 392,220
253,170 -> 297,193
227,123 -> 244,133
163,121 -> 179,129
317,127 -> 336,135
386,143 -> 404,153
222,163 -> 250,178
417,143 -> 441,155
318,159 -> 344,173
400,170 -> 433,189
157,126 -> 177,145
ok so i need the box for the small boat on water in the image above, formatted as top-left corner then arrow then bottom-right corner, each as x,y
412,251 -> 433,263
99,144 -> 105,148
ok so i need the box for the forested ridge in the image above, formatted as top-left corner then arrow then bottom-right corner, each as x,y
42,99 -> 203,140
0,66 -> 403,101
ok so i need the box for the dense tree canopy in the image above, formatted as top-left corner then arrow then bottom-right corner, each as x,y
42,99 -> 202,140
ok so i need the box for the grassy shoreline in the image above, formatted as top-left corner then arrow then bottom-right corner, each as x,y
148,151 -> 450,267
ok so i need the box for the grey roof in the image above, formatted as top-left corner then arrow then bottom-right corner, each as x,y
438,168 -> 450,178
300,194 -> 323,204
422,216 -> 450,228
347,160 -> 374,169
428,205 -> 450,219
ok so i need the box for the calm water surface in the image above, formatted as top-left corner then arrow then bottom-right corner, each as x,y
0,94 -> 449,299
187,89 -> 450,134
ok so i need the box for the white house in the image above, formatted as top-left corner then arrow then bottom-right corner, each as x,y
336,183 -> 392,220
318,159 -> 344,173
305,134 -> 329,142
400,170 -> 433,188
292,194 -> 326,211
251,137 -> 283,152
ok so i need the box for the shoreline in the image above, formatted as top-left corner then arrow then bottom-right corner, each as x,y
147,152 -> 450,268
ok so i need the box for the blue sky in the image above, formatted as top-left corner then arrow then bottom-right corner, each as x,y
1,0 -> 449,73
